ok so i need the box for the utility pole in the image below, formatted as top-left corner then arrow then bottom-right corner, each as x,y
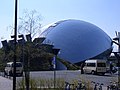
13,0 -> 18,90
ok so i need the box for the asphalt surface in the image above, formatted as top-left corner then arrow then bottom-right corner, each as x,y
0,76 -> 12,90
0,70 -> 118,90
30,70 -> 118,86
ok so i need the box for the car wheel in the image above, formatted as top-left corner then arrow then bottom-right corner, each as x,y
20,72 -> 23,76
91,71 -> 95,75
4,71 -> 7,76
101,73 -> 105,75
83,70 -> 86,74
8,71 -> 13,76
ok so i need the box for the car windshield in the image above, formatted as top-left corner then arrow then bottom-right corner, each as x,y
12,63 -> 22,67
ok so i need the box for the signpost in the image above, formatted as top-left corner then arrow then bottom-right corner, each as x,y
52,48 -> 60,89
52,56 -> 56,89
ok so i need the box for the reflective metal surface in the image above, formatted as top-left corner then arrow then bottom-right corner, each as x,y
40,20 -> 112,63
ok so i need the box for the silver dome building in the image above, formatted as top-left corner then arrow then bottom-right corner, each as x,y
40,20 -> 112,63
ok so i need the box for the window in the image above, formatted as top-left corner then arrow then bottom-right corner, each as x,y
6,64 -> 11,67
97,63 -> 106,67
12,63 -> 22,67
87,63 -> 95,67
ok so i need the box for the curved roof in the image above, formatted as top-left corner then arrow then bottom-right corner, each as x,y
40,19 -> 112,63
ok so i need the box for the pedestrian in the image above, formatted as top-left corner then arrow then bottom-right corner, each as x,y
81,62 -> 85,74
110,62 -> 113,74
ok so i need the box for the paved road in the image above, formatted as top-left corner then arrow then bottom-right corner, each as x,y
0,76 -> 12,90
30,70 -> 118,86
29,70 -> 118,90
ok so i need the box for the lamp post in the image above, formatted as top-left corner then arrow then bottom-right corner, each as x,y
52,48 -> 60,89
12,0 -> 18,90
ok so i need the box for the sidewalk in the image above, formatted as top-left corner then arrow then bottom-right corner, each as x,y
0,76 -> 12,90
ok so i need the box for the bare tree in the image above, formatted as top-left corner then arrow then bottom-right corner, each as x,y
18,9 -> 42,38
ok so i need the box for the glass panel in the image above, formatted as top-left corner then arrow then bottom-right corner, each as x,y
87,63 -> 95,67
97,63 -> 106,67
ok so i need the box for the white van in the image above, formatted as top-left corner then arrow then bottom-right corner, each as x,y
83,59 -> 107,75
4,62 -> 23,76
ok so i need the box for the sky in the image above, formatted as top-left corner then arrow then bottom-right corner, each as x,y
0,0 -> 120,50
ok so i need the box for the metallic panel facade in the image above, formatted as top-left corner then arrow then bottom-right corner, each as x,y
40,20 -> 112,63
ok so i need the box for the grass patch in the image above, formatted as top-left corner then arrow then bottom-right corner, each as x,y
17,77 -> 94,90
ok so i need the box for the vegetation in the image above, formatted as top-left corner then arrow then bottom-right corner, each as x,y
17,77 -> 93,90
0,49 -> 6,71
0,40 -> 79,71
0,41 -> 53,71
9,9 -> 42,38
17,77 -> 65,90
0,9 -> 79,71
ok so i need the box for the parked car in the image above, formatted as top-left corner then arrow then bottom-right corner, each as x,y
83,59 -> 107,75
4,62 -> 23,76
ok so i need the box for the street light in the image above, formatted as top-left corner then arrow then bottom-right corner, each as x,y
12,0 -> 18,89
